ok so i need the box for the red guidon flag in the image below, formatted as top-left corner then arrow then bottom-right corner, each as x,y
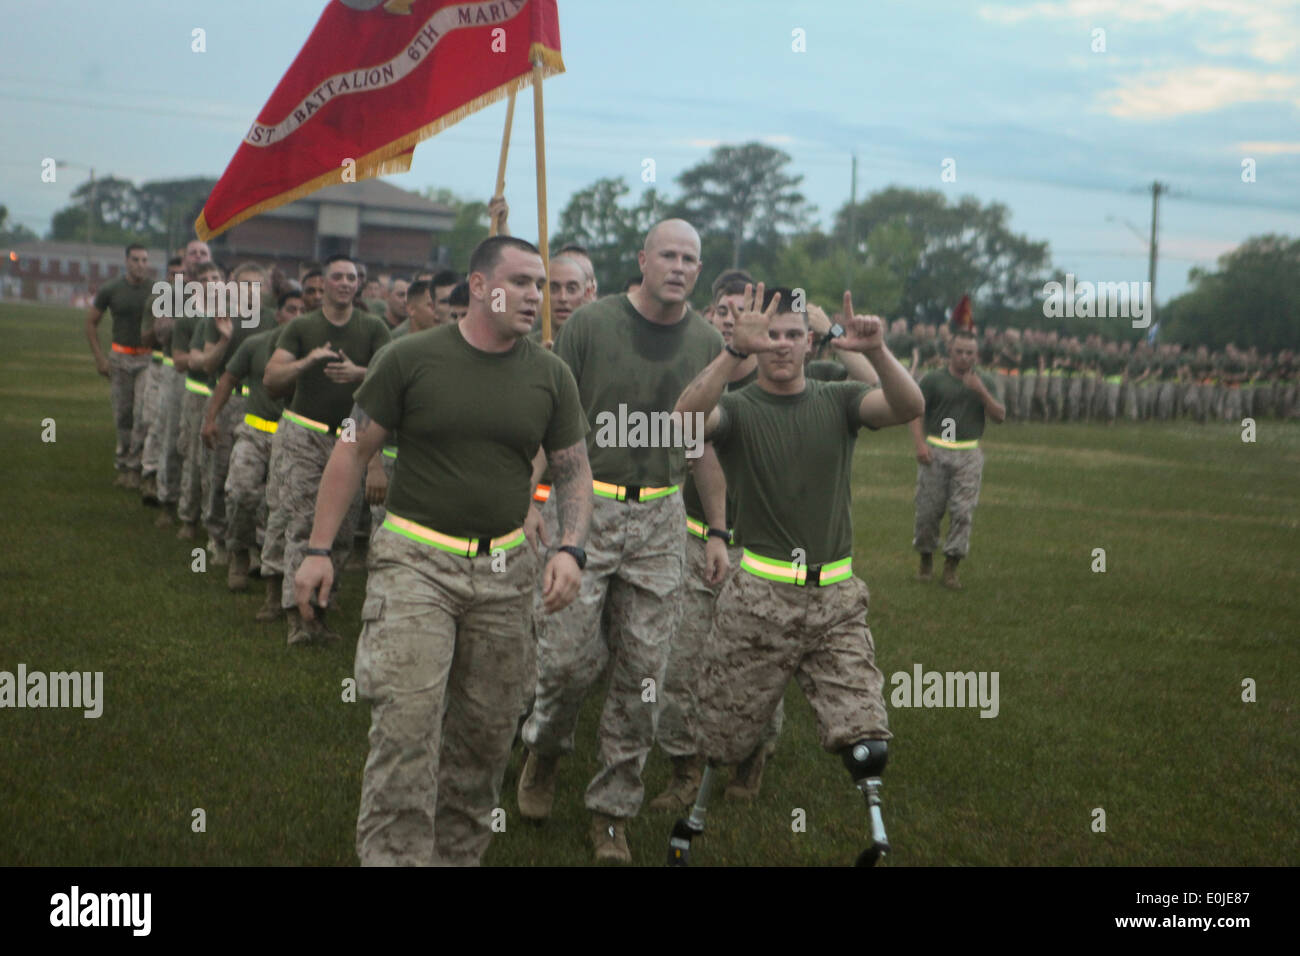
196,0 -> 563,240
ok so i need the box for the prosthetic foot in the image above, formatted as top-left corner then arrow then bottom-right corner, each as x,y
667,764 -> 720,866
841,740 -> 890,866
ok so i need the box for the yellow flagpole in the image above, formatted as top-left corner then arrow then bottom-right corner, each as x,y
532,59 -> 551,342
489,91 -> 516,237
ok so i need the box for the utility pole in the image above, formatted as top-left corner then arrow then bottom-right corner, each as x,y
1147,180 -> 1163,340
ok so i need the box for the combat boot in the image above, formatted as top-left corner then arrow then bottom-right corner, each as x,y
154,507 -> 174,529
517,750 -> 559,821
590,813 -> 631,865
725,749 -> 771,802
208,540 -> 229,567
942,555 -> 962,590
177,522 -> 198,541
917,552 -> 933,582
286,609 -> 312,647
227,550 -> 250,592
140,474 -> 159,506
315,609 -> 342,645
249,549 -> 261,577
123,471 -> 141,490
112,472 -> 130,489
255,575 -> 284,622
648,755 -> 702,811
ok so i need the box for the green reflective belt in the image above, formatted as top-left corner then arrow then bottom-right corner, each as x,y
382,512 -> 526,558
381,447 -> 397,459
240,385 -> 250,397
1104,375 -> 1123,384
739,549 -> 852,587
282,410 -> 332,435
926,435 -> 979,450
184,379 -> 212,396
686,516 -> 708,540
151,350 -> 165,364
162,356 -> 175,368
592,480 -> 678,502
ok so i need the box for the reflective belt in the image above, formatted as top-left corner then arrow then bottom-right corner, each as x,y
151,350 -> 165,364
926,435 -> 979,450
111,343 -> 151,355
533,483 -> 551,503
381,447 -> 397,460
184,379 -> 213,396
244,413 -> 278,433
282,410 -> 333,435
1104,375 -> 1123,384
162,356 -> 175,368
381,512 -> 526,558
240,385 -> 250,397
686,516 -> 708,540
739,549 -> 852,587
592,480 -> 678,502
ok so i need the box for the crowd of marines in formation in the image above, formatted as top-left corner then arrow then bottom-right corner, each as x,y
80,212 -> 1277,867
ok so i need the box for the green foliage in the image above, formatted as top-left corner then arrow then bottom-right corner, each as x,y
47,176 -> 216,250
552,177 -> 664,292
1161,235 -> 1300,351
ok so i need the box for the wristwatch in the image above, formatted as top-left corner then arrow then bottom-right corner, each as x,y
557,545 -> 587,570
819,323 -> 845,347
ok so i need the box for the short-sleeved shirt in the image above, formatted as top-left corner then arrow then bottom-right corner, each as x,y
93,276 -> 151,348
1099,352 -> 1126,377
275,309 -> 392,431
712,380 -> 870,566
919,368 -> 996,442
226,328 -> 284,422
354,323 -> 588,537
555,294 -> 722,488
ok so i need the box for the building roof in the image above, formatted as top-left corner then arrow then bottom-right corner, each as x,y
266,178 -> 455,217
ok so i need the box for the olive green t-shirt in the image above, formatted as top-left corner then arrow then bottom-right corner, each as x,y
276,309 -> 392,430
226,328 -> 284,422
920,368 -> 996,442
184,317 -> 215,388
807,358 -> 849,382
354,323 -> 588,538
712,380 -> 871,566
555,294 -> 722,488
93,275 -> 151,348
203,306 -> 277,378
1099,352 -> 1126,377
682,369 -> 759,526
171,314 -> 197,356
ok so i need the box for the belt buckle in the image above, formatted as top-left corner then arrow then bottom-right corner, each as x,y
474,537 -> 491,557
804,564 -> 823,587
625,485 -> 642,503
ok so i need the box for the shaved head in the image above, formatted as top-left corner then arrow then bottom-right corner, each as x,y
643,218 -> 701,255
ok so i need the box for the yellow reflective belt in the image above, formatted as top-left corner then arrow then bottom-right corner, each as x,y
686,516 -> 708,540
592,480 -> 678,502
926,435 -> 979,450
738,549 -> 852,587
240,385 -> 250,397
184,379 -> 213,396
244,414 -> 278,434
151,350 -> 165,363
381,513 -> 526,558
381,447 -> 397,460
162,356 -> 175,368
282,410 -> 332,434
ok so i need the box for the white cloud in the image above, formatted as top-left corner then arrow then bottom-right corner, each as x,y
1098,66 -> 1300,117
1236,141 -> 1300,155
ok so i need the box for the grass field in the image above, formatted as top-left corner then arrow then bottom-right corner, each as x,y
2,301 -> 1296,867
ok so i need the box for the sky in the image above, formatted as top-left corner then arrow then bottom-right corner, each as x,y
2,0 -> 1298,304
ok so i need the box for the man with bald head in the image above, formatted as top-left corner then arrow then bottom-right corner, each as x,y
519,220 -> 722,864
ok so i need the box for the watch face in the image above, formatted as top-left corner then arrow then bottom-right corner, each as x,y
829,323 -> 845,338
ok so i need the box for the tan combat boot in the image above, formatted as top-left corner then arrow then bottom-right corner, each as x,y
286,609 -> 311,647
917,552 -> 933,582
177,522 -> 197,541
227,550 -> 251,592
255,575 -> 284,622
208,540 -> 228,567
517,750 -> 559,821
591,813 -> 631,864
725,749 -> 771,802
123,471 -> 141,490
112,472 -> 130,489
315,609 -> 342,645
648,755 -> 702,811
140,474 -> 159,505
942,555 -> 962,590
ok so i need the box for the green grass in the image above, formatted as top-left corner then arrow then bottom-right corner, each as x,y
2,301 -> 1296,866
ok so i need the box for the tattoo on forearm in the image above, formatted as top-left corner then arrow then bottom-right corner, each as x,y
548,442 -> 592,547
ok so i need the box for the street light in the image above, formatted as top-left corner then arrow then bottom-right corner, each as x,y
57,160 -> 96,289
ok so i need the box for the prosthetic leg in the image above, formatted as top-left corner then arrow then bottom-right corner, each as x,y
843,740 -> 890,866
667,740 -> 891,866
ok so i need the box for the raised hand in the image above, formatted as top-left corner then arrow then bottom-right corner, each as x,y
213,315 -> 233,340
730,282 -> 783,356
831,291 -> 885,353
323,348 -> 364,383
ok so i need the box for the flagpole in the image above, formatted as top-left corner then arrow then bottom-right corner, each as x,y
532,59 -> 551,342
489,91 -> 516,237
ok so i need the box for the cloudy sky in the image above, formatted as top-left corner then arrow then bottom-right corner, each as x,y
2,0 -> 1298,301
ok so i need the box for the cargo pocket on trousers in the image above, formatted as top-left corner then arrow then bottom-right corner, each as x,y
354,595 -> 387,699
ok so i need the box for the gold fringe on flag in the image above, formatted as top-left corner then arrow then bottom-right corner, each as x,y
195,44 -> 566,241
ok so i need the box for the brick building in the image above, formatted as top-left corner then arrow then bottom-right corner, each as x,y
1,240 -> 167,308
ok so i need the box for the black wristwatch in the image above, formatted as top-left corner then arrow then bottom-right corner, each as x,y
724,343 -> 749,360
706,527 -> 731,543
819,323 -> 845,347
557,545 -> 587,570
304,547 -> 332,557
